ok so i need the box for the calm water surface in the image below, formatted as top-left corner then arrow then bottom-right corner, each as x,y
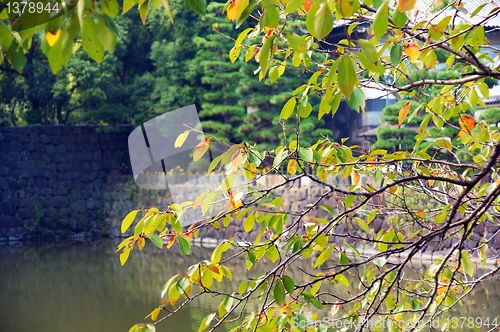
0,239 -> 498,332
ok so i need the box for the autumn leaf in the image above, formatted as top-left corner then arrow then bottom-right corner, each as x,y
397,0 -> 416,12
174,130 -> 190,148
404,42 -> 420,63
398,101 -> 411,126
227,0 -> 249,21
458,114 -> 476,138
185,223 -> 196,239
351,170 -> 360,185
304,0 -> 312,12
137,237 -> 146,250
193,138 -> 210,161
45,29 -> 61,47
150,307 -> 161,321
415,210 -> 426,218
166,235 -> 177,249
229,190 -> 243,209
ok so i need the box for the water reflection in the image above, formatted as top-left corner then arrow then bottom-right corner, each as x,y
0,240 -> 497,332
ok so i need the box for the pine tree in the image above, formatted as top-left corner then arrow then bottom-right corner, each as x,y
194,2 -> 245,143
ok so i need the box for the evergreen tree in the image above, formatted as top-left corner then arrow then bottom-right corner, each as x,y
193,2 -> 245,143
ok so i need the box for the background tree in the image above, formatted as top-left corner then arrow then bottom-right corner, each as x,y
1,1 -> 499,332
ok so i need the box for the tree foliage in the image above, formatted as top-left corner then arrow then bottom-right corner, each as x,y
2,0 -> 500,331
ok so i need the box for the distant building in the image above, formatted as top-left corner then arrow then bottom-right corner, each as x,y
323,0 -> 500,145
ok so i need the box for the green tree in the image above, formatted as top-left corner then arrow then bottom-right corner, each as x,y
2,1 -> 499,332
193,2 -> 246,142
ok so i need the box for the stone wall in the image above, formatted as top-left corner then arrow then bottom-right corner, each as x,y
0,125 -> 498,256
0,125 -> 132,240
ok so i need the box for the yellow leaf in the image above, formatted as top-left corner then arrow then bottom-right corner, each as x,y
229,190 -> 243,209
121,210 -> 139,233
227,0 -> 249,21
314,246 -> 333,268
287,159 -> 297,176
193,138 -> 210,161
120,248 -> 131,266
351,170 -> 360,185
174,130 -> 190,148
404,42 -> 420,63
458,114 -> 476,138
389,186 -> 397,194
45,29 -> 61,47
397,0 -> 416,12
415,209 -> 426,218
398,101 -> 411,126
150,307 -> 161,321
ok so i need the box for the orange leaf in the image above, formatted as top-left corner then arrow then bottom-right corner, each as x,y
185,223 -> 196,239
404,42 -> 420,63
227,0 -> 249,21
458,114 -> 475,138
166,235 -> 176,249
45,29 -> 61,47
398,101 -> 411,126
229,190 -> 243,209
304,0 -> 312,12
415,210 -> 426,218
207,264 -> 221,275
397,0 -> 416,12
137,237 -> 146,251
351,170 -> 360,186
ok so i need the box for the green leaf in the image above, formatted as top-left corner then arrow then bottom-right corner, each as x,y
96,16 -> 118,52
273,280 -> 286,305
390,44 -> 402,66
129,323 -> 156,332
334,273 -> 349,287
178,236 -> 191,255
347,87 -> 365,111
7,45 -> 26,73
185,0 -> 206,14
261,0 -> 279,28
149,233 -> 163,249
121,210 -> 139,233
306,0 -> 334,40
244,214 -> 255,232
280,97 -> 297,119
122,0 -> 136,14
282,275 -> 295,293
139,0 -> 150,24
298,147 -> 314,162
337,55 -> 357,98
339,251 -> 350,265
211,241 -> 231,264
0,21 -> 13,50
373,1 -> 388,40
461,252 -> 475,277
161,274 -> 181,298
218,295 -> 234,317
81,16 -> 104,63
199,313 -> 216,332
314,246 -> 333,268
354,217 -> 370,233
392,9 -> 408,28
266,244 -> 279,263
